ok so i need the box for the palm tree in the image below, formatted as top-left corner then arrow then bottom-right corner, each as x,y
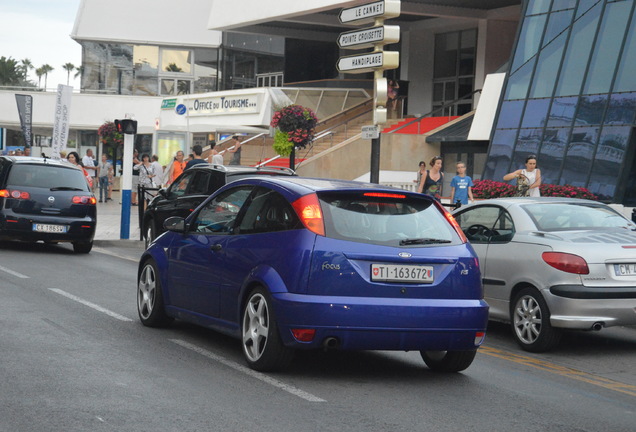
35,66 -> 45,89
0,56 -> 22,86
20,58 -> 33,83
62,62 -> 75,85
41,64 -> 54,90
74,65 -> 84,81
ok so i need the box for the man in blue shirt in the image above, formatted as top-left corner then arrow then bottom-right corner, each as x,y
185,145 -> 208,170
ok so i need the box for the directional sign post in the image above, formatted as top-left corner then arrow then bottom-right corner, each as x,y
337,0 -> 401,184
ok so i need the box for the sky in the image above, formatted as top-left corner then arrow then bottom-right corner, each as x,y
0,0 -> 82,89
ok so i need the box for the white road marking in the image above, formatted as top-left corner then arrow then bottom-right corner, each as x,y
170,339 -> 326,403
92,246 -> 139,262
0,264 -> 29,279
49,288 -> 133,322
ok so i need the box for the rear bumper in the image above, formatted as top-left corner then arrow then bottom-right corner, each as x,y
547,285 -> 636,329
0,215 -> 95,243
272,293 -> 489,351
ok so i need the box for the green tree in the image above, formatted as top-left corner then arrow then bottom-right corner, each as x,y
62,62 -> 75,85
20,58 -> 33,82
35,66 -> 45,88
0,56 -> 22,86
40,64 -> 54,89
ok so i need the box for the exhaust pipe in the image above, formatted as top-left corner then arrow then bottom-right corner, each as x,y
322,337 -> 339,350
591,322 -> 604,331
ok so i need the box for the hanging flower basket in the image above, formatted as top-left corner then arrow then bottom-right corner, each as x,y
270,104 -> 318,156
98,121 -> 123,146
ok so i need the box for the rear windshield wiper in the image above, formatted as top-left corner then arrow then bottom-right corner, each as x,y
399,238 -> 452,245
50,187 -> 84,191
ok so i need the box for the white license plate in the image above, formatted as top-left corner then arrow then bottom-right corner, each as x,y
614,264 -> 636,276
33,223 -> 68,233
371,264 -> 434,283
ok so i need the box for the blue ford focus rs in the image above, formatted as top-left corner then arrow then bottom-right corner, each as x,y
137,177 -> 488,372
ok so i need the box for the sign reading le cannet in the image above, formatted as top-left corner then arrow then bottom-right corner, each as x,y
339,0 -> 400,24
188,94 -> 261,116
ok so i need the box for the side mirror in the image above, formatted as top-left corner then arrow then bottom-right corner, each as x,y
158,188 -> 168,198
164,216 -> 186,233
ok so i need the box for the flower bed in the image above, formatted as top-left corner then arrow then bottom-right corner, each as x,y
472,179 -> 597,200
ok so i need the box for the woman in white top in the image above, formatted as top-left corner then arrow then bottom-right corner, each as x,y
503,155 -> 541,197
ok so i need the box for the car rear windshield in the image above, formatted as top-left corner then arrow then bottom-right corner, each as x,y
7,164 -> 89,191
318,191 -> 462,247
523,202 -> 635,231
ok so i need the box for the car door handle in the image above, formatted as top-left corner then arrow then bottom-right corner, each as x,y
210,244 -> 222,252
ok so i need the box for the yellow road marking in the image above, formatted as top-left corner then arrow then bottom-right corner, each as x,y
480,346 -> 636,398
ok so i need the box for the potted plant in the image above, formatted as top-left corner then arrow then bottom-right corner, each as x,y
270,104 -> 318,157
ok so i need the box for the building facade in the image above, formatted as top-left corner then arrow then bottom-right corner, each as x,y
486,0 -> 636,203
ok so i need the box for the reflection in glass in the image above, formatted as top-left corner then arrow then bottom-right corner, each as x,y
576,0 -> 601,19
583,0 -> 633,95
513,128 -> 543,167
560,127 -> 597,187
587,126 -> 631,200
161,49 -> 192,74
575,95 -> 608,126
540,128 -> 569,184
496,100 -> 525,129
555,2 -> 601,96
193,48 -> 219,93
521,99 -> 551,128
551,0 -> 577,12
133,46 -> 158,74
511,15 -> 547,72
547,96 -> 578,127
606,93 -> 636,125
530,33 -> 566,98
526,0 -> 551,15
484,129 -> 516,180
543,9 -> 573,47
614,11 -> 636,92
505,58 -> 535,100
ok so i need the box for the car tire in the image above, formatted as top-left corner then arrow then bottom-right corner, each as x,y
144,219 -> 155,249
420,350 -> 477,372
137,259 -> 172,327
511,287 -> 561,352
241,287 -> 294,372
72,240 -> 93,254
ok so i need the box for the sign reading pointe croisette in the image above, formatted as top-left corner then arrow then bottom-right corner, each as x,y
338,25 -> 400,50
187,94 -> 261,116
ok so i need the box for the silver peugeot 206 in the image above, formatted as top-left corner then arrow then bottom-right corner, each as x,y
453,197 -> 636,352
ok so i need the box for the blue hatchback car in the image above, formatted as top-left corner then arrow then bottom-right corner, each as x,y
137,177 -> 488,372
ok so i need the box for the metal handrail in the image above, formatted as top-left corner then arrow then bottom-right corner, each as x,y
387,89 -> 482,135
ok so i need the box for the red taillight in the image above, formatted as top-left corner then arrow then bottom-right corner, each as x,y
291,328 -> 316,342
72,196 -> 97,205
363,192 -> 406,199
444,211 -> 468,243
542,252 -> 589,274
292,193 -> 325,236
4,189 -> 30,199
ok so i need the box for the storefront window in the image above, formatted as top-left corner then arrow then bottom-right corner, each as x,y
161,49 -> 192,74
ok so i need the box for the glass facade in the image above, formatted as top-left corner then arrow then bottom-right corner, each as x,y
486,0 -> 636,203
80,33 -> 284,95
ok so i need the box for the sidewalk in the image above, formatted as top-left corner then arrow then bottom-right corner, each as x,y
94,190 -> 143,242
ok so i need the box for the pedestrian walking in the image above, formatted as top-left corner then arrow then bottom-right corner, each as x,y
97,153 -> 112,203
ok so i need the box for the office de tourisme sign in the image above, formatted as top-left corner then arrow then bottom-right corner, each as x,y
187,94 -> 261,116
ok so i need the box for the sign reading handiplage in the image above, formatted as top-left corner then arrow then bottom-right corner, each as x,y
188,94 -> 260,116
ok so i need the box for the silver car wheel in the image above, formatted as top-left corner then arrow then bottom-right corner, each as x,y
242,292 -> 270,362
513,294 -> 542,344
138,264 -> 156,320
